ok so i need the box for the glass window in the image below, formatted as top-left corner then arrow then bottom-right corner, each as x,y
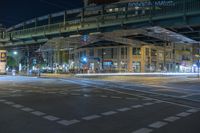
89,49 -> 94,57
133,48 -> 141,55
121,47 -> 127,59
97,49 -> 102,57
151,49 -> 157,56
104,48 -> 112,59
146,48 -> 149,56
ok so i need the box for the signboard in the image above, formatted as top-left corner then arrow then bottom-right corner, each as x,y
128,1 -> 175,7
0,50 -> 6,74
0,52 -> 6,62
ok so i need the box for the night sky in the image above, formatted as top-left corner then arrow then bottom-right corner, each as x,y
0,0 -> 83,27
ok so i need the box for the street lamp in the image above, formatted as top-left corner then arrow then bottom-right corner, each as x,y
13,51 -> 18,55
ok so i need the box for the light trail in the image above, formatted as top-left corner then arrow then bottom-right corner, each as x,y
76,72 -> 200,76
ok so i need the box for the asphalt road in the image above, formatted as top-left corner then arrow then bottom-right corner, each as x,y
0,76 -> 199,133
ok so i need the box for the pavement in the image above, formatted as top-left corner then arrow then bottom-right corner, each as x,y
0,75 -> 199,133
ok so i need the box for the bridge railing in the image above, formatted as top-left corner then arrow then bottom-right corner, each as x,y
4,0 -> 200,41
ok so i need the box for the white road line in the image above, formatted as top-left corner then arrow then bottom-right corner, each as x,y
90,83 -> 199,109
176,112 -> 191,117
83,94 -> 91,97
21,107 -> 34,112
100,95 -> 108,98
57,119 -> 80,126
110,96 -> 122,99
31,111 -> 46,116
187,109 -> 199,113
12,104 -> 24,108
117,107 -> 131,112
101,111 -> 117,116
0,99 -> 7,102
70,93 -> 81,96
143,102 -> 154,106
126,97 -> 137,100
148,121 -> 168,128
132,128 -> 153,133
144,98 -> 154,101
82,115 -> 101,120
44,115 -> 60,121
4,101 -> 15,105
164,116 -> 180,122
131,105 -> 143,108
153,100 -> 163,104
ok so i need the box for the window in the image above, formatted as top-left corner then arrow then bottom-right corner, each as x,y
146,48 -> 149,56
89,49 -> 94,57
151,49 -> 157,56
121,47 -> 127,59
133,48 -> 141,55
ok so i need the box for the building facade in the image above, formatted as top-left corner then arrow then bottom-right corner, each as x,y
66,42 -> 194,73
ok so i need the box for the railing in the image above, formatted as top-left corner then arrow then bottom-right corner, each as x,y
1,0 -> 200,41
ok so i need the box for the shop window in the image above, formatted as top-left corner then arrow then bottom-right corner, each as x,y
133,48 -> 141,55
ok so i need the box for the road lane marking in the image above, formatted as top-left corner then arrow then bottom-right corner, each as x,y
100,95 -> 108,98
110,96 -> 122,99
148,121 -> 168,128
143,102 -> 154,106
4,101 -> 15,105
21,107 -> 34,112
132,128 -> 153,133
126,97 -> 137,100
12,104 -> 24,108
101,111 -> 117,116
153,101 -> 163,103
187,109 -> 199,113
131,105 -> 143,108
0,99 -> 7,102
144,98 -> 154,101
164,116 -> 180,122
57,119 -> 80,126
31,111 -> 46,116
74,80 -> 200,109
82,115 -> 101,120
117,108 -> 131,112
176,112 -> 191,117
83,94 -> 91,97
70,93 -> 81,96
44,115 -> 60,121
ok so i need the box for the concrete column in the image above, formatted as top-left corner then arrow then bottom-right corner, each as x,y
85,48 -> 90,69
127,46 -> 133,72
94,48 -> 99,71
117,47 -> 121,72
141,47 -> 145,72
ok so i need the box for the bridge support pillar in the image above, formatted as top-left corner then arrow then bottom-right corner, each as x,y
127,46 -> 133,72
140,47 -> 146,73
117,47 -> 121,72
0,50 -> 7,74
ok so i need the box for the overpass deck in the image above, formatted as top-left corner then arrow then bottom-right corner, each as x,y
0,0 -> 200,46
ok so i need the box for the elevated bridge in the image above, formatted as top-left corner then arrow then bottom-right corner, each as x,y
0,0 -> 200,48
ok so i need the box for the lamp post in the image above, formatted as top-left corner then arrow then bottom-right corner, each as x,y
13,51 -> 19,70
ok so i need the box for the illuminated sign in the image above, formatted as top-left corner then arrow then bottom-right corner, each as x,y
128,1 -> 175,7
0,52 -> 6,62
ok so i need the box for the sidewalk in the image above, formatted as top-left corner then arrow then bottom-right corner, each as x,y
40,73 -> 74,78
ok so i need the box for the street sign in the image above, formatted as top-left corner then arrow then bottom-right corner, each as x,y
0,52 -> 6,62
